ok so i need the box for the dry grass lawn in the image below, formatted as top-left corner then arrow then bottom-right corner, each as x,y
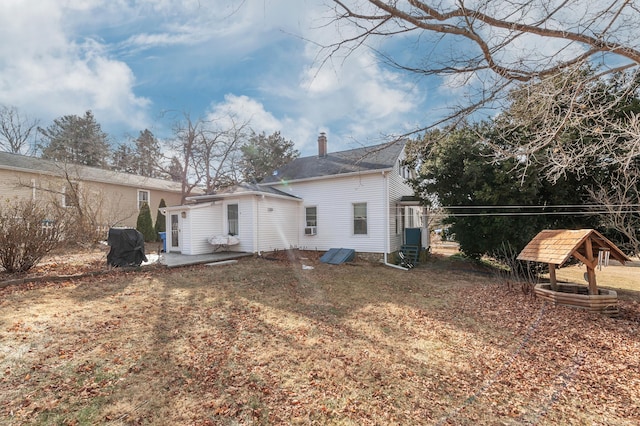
1,252 -> 639,425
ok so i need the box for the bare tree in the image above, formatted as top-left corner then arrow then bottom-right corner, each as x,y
328,1 -> 640,148
0,105 -> 39,154
589,169 -> 640,257
164,113 -> 249,202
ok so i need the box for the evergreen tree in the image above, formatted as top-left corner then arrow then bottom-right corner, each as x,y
136,202 -> 156,242
39,111 -> 110,168
133,129 -> 162,177
406,125 -> 594,259
154,198 -> 166,236
240,131 -> 299,182
111,143 -> 136,173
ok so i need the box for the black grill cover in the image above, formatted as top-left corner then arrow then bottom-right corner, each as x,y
107,228 -> 148,267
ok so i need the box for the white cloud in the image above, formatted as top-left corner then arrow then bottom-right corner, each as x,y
0,0 -> 151,136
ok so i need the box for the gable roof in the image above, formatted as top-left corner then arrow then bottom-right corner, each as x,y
260,141 -> 406,184
517,229 -> 630,266
186,182 -> 301,203
0,151 -> 183,193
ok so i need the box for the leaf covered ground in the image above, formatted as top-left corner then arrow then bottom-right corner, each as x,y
1,252 -> 639,425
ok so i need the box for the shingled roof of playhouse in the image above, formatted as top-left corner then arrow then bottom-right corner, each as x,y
517,229 -> 630,266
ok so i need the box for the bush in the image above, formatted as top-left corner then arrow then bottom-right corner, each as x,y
136,202 -> 156,242
0,199 -> 64,273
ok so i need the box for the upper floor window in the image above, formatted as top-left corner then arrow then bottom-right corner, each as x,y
138,190 -> 150,209
353,202 -> 367,235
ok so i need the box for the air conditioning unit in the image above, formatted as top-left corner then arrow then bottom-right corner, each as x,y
304,226 -> 317,236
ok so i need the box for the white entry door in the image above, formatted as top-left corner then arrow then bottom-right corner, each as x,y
170,214 -> 180,251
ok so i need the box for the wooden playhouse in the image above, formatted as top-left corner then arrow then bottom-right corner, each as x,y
517,229 -> 630,316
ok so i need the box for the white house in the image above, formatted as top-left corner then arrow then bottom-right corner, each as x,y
162,133 -> 427,259
161,183 -> 302,255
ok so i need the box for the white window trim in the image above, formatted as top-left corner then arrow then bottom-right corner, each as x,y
226,202 -> 239,236
353,202 -> 368,236
304,206 -> 318,236
137,189 -> 150,210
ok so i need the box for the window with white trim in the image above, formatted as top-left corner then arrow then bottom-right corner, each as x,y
353,202 -> 367,235
138,190 -> 150,209
227,204 -> 239,236
305,206 -> 317,227
305,206 -> 317,236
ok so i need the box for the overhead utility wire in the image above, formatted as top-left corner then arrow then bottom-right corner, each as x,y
430,210 -> 639,217
442,204 -> 640,209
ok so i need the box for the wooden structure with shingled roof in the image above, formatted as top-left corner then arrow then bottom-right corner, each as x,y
518,229 -> 630,295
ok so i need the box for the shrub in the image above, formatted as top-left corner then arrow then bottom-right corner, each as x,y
136,202 -> 156,242
0,199 -> 64,273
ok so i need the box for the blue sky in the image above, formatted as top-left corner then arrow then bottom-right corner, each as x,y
0,0 -> 454,156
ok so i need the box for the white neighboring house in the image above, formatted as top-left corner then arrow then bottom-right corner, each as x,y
162,134 -> 427,258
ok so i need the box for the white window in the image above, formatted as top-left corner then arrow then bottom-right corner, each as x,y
138,190 -> 150,209
353,202 -> 367,235
305,206 -> 317,235
227,204 -> 239,236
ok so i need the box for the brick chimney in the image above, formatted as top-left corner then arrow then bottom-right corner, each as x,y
318,132 -> 327,157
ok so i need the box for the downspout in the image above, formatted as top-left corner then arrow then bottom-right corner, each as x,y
382,170 -> 408,271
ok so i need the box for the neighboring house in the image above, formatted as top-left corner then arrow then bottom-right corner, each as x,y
163,133 -> 427,259
0,151 -> 185,230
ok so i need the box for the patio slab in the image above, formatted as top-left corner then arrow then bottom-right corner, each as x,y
159,251 -> 253,268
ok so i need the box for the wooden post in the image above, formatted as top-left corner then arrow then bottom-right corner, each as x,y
584,237 -> 598,295
549,263 -> 558,291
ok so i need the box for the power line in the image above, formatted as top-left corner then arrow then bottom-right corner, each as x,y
441,204 -> 640,209
429,210 -> 639,217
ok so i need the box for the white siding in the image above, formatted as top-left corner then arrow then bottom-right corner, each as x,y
177,204 -> 221,255
271,173 -> 389,253
388,149 -> 416,252
184,204 -> 223,255
256,196 -> 301,253
223,197 -> 255,253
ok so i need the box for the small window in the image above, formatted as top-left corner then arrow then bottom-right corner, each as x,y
138,190 -> 150,209
63,182 -> 79,208
228,204 -> 239,236
353,202 -> 367,235
305,206 -> 317,227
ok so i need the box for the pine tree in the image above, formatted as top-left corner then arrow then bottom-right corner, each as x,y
154,198 -> 166,236
136,202 -> 156,242
39,111 -> 110,168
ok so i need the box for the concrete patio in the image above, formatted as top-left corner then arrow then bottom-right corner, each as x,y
156,251 -> 253,268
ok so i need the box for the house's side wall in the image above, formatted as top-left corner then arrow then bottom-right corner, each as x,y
182,204 -> 221,255
256,196 -> 300,253
388,149 -> 416,252
0,168 -> 182,230
220,197 -> 256,253
271,173 -> 388,253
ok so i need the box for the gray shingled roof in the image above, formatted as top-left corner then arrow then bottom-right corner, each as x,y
187,182 -> 301,202
0,151 -> 184,192
260,141 -> 405,184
